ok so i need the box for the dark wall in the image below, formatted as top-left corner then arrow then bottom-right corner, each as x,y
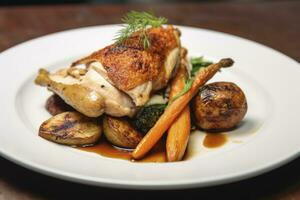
0,0 -> 285,6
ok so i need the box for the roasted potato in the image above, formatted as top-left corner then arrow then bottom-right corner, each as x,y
39,111 -> 101,146
192,82 -> 247,130
45,94 -> 74,116
103,115 -> 143,148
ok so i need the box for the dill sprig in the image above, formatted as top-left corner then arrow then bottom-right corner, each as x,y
114,11 -> 168,49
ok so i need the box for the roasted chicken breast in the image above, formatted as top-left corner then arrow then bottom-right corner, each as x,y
72,26 -> 181,106
35,26 -> 181,117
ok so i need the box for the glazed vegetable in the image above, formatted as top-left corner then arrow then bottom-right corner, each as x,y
192,82 -> 247,130
166,54 -> 191,162
103,115 -> 143,148
169,56 -> 213,103
132,104 -> 166,134
39,112 -> 102,146
45,94 -> 74,116
132,58 -> 234,159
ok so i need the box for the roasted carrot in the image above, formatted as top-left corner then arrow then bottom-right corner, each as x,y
132,58 -> 234,159
166,52 -> 191,162
166,106 -> 190,161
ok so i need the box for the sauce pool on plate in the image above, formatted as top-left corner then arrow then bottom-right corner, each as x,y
77,139 -> 167,162
203,133 -> 228,148
77,133 -> 228,162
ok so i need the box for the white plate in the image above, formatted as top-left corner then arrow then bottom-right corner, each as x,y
0,25 -> 299,190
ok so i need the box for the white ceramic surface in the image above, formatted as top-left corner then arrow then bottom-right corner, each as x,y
0,25 -> 299,189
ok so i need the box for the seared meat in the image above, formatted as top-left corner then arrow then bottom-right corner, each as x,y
35,67 -> 136,117
72,26 -> 181,106
46,94 -> 74,116
35,26 -> 181,117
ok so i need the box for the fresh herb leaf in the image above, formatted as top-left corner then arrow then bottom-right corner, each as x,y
114,11 -> 168,49
190,57 -> 212,77
169,78 -> 194,105
168,57 -> 213,104
190,57 -> 204,65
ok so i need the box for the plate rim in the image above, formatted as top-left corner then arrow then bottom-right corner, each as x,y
0,24 -> 299,190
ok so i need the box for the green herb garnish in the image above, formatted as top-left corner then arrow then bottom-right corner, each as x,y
114,11 -> 168,49
168,57 -> 213,104
168,78 -> 194,104
190,57 -> 213,77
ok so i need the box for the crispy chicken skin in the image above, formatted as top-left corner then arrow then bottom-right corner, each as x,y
72,26 -> 181,105
35,26 -> 181,117
72,26 -> 180,91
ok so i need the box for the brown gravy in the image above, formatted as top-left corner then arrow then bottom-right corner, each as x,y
78,133 -> 228,162
77,139 -> 167,163
203,133 -> 228,148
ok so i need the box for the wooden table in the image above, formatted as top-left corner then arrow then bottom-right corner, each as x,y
0,1 -> 299,199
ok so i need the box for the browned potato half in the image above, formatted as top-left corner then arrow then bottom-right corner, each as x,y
46,94 -> 74,116
103,115 -> 143,148
192,82 -> 247,130
39,111 -> 101,146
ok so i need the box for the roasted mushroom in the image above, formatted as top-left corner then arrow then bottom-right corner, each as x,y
39,112 -> 102,146
103,115 -> 143,148
192,82 -> 247,130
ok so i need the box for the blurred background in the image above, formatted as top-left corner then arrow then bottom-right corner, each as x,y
0,0 -> 300,199
0,0 -> 290,6
0,0 -> 298,61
